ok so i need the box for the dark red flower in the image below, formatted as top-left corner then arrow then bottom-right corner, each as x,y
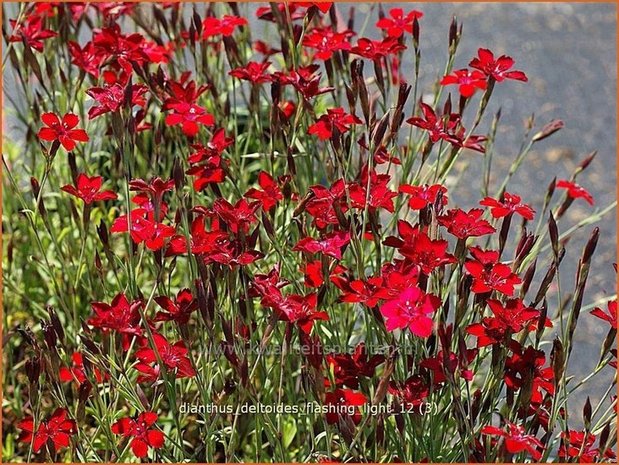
438,208 -> 495,239
111,412 -> 164,458
351,37 -> 406,60
380,286 -> 441,337
469,48 -> 528,82
332,275 -> 391,308
304,179 -> 348,229
399,184 -> 448,210
406,102 -> 461,145
87,293 -> 142,339
326,343 -> 385,389
376,8 -> 423,38
229,61 -> 272,84
440,69 -> 488,98
504,343 -> 554,402
464,247 -> 521,295
302,260 -> 324,288
244,171 -> 283,212
293,231 -> 351,260
349,168 -> 398,213
18,408 -> 76,453
324,388 -> 367,425
275,65 -> 334,100
165,102 -> 214,137
302,28 -> 353,60
61,173 -> 117,204
308,107 -> 362,141
213,198 -> 259,234
262,292 -> 329,334
481,422 -> 543,460
134,333 -> 196,383
480,192 -> 535,220
590,299 -> 617,329
59,352 -> 107,385
202,15 -> 247,39
187,129 -> 232,191
9,16 -> 57,52
86,83 -> 148,119
388,375 -> 429,408
154,288 -> 198,325
556,179 -> 594,205
559,430 -> 615,462
38,113 -> 89,151
111,212 -> 176,251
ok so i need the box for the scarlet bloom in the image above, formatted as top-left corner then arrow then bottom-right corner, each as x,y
262,292 -> 329,334
303,179 -> 348,229
302,28 -> 353,60
351,37 -> 406,60
380,286 -> 441,337
332,275 -> 391,308
376,8 -> 423,38
229,61 -> 272,84
406,102 -> 461,145
590,299 -> 617,329
481,422 -> 544,460
134,333 -> 196,383
88,293 -> 142,339
469,48 -> 528,82
480,192 -> 535,220
438,208 -> 495,239
154,288 -> 198,325
18,408 -> 76,453
349,168 -> 398,213
244,171 -> 283,212
326,343 -> 385,389
9,16 -> 57,52
399,184 -> 448,210
59,352 -> 107,385
464,247 -> 521,295
187,129 -> 233,190
556,179 -> 594,205
559,430 -> 616,462
308,108 -> 362,141
202,15 -> 247,39
440,69 -> 488,98
165,102 -> 214,137
61,173 -> 117,204
293,231 -> 351,260
111,412 -> 164,459
388,375 -> 429,408
324,389 -> 367,425
213,198 -> 259,234
38,112 -> 89,151
86,83 -> 148,119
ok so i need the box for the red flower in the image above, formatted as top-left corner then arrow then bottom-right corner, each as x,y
165,102 -> 214,137
213,198 -> 259,234
332,275 -> 391,308
38,113 -> 89,151
9,16 -> 57,52
376,8 -> 423,38
406,102 -> 461,145
481,422 -> 543,460
467,299 -> 540,347
440,69 -> 488,98
464,247 -> 521,295
504,343 -> 554,401
229,61 -> 272,84
88,293 -> 142,339
399,184 -> 448,210
111,412 -> 164,458
556,179 -> 594,205
304,179 -> 348,229
349,168 -> 398,213
326,343 -> 385,389
324,389 -> 367,425
202,15 -> 247,39
469,48 -> 528,82
559,430 -> 615,462
388,375 -> 429,408
61,173 -> 117,204
351,37 -> 406,60
111,212 -> 176,251
590,299 -> 617,329
86,83 -> 148,119
293,231 -> 351,260
480,192 -> 535,220
262,292 -> 329,334
134,333 -> 196,383
302,28 -> 353,60
275,65 -> 334,101
244,171 -> 283,212
438,208 -> 495,239
187,129 -> 232,190
59,352 -> 107,385
380,286 -> 441,337
18,408 -> 76,453
308,107 -> 362,140
154,288 -> 198,325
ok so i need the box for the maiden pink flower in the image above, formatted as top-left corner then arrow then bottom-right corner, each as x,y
111,412 -> 164,458
380,286 -> 441,337
61,173 -> 117,204
38,112 -> 89,151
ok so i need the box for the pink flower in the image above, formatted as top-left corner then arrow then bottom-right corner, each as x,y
380,286 -> 441,337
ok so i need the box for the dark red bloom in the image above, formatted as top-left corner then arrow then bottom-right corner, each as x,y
440,69 -> 488,98
86,83 -> 148,119
349,168 -> 398,213
154,288 -> 198,325
399,184 -> 448,210
324,389 -> 367,425
302,28 -> 353,60
326,343 -> 385,389
275,65 -> 334,100
332,275 -> 391,308
38,113 -> 89,151
406,103 -> 462,145
376,8 -> 423,38
464,247 -> 521,295
262,292 -> 329,334
111,211 -> 176,251
202,15 -> 247,39
293,231 -> 351,260
9,16 -> 57,52
481,422 -> 543,460
134,333 -> 196,383
229,61 -> 272,84
111,412 -> 164,458
87,293 -> 142,339
165,102 -> 214,137
304,179 -> 348,229
556,179 -> 594,205
504,343 -> 554,402
380,286 -> 441,337
559,430 -> 616,462
438,208 -> 495,239
59,352 -> 107,385
469,48 -> 528,82
61,173 -> 117,204
388,375 -> 429,408
213,198 -> 259,234
18,408 -> 76,454
244,171 -> 283,212
187,129 -> 232,190
351,37 -> 406,60
308,107 -> 362,140
480,192 -> 535,220
590,299 -> 617,329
